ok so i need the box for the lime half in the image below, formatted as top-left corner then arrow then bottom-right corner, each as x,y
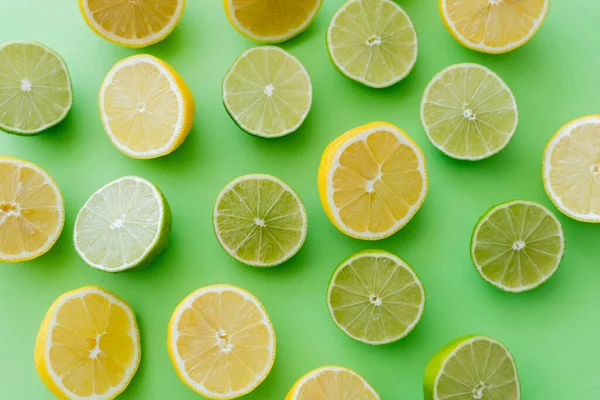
0,41 -> 72,135
223,46 -> 312,138
471,200 -> 564,293
327,250 -> 425,344
424,335 -> 520,400
213,174 -> 307,267
74,176 -> 171,272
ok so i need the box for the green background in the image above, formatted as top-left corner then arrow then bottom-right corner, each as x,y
1,0 -> 600,398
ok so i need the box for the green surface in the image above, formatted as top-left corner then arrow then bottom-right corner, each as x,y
1,1 -> 600,399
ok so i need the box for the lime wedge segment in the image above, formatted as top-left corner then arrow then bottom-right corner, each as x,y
213,174 -> 307,267
327,250 -> 425,344
471,200 -> 564,293
0,41 -> 72,135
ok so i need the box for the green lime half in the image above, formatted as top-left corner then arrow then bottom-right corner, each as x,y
424,335 -> 520,400
327,250 -> 425,345
213,174 -> 307,267
74,176 -> 171,272
0,41 -> 72,135
471,200 -> 564,293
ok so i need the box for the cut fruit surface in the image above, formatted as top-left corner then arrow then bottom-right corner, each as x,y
318,121 -> 427,240
0,41 -> 72,135
543,115 -> 600,222
424,335 -> 520,400
421,63 -> 518,160
327,0 -> 417,88
168,285 -> 275,399
440,0 -> 549,54
0,157 -> 64,262
223,46 -> 312,138
79,0 -> 185,48
471,201 -> 564,293
99,54 -> 195,159
74,176 -> 171,272
214,174 -> 307,267
286,366 -> 380,400
328,250 -> 425,344
224,0 -> 323,43
35,286 -> 140,400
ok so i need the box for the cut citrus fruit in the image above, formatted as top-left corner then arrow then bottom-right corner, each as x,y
543,115 -> 600,222
35,286 -> 140,400
286,366 -> 380,400
214,174 -> 307,267
440,0 -> 549,54
223,46 -> 312,138
318,121 -> 427,240
0,157 -> 64,262
421,63 -> 518,160
168,285 -> 275,399
99,54 -> 195,159
327,0 -> 417,88
224,0 -> 323,43
79,0 -> 185,48
424,335 -> 520,400
471,200 -> 564,293
0,41 -> 72,135
74,176 -> 171,272
327,250 -> 425,344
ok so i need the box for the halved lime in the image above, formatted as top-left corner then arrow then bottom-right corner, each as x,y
0,41 -> 72,135
421,63 -> 518,160
74,176 -> 171,272
471,200 -> 564,293
424,335 -> 520,400
326,0 -> 417,88
213,174 -> 307,267
327,250 -> 425,345
222,46 -> 312,138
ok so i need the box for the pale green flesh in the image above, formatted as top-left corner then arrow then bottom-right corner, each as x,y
223,47 -> 311,137
0,42 -> 71,134
422,65 -> 517,159
472,202 -> 563,292
328,252 -> 424,343
214,176 -> 306,266
327,0 -> 417,87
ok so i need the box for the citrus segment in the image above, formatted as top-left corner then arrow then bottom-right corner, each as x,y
286,366 -> 380,400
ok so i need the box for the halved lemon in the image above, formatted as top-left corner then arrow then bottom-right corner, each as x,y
99,54 -> 195,159
79,0 -> 185,48
0,157 -> 64,262
440,0 -> 549,54
318,121 -> 428,240
286,366 -> 380,400
168,285 -> 275,399
224,0 -> 323,43
35,286 -> 140,400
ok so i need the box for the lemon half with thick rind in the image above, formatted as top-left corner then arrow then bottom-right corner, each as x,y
286,366 -> 380,400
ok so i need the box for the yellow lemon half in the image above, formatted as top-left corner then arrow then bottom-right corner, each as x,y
286,366 -> 380,400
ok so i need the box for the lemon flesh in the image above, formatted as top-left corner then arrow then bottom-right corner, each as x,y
286,366 -> 380,400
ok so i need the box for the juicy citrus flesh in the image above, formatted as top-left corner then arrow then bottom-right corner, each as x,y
74,176 -> 169,272
223,47 -> 312,138
100,55 -> 194,159
441,0 -> 548,54
543,116 -> 600,222
0,157 -> 64,262
286,366 -> 380,400
421,64 -> 518,160
327,0 -> 417,88
318,122 -> 427,240
328,250 -> 425,344
0,41 -> 72,134
224,0 -> 322,43
35,286 -> 140,400
471,201 -> 564,293
424,336 -> 520,400
168,285 -> 275,399
80,0 -> 185,47
214,174 -> 307,267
